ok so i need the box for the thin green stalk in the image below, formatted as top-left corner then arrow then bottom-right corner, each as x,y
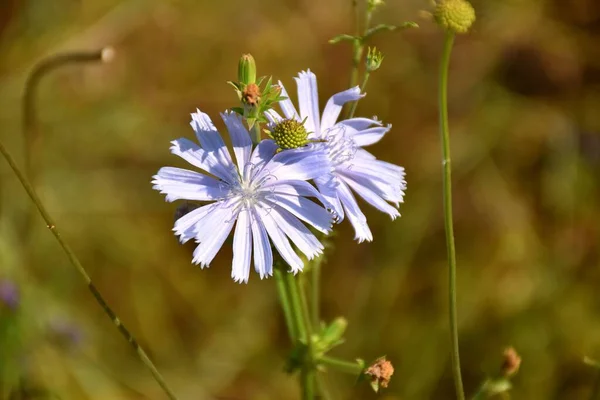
347,71 -> 370,119
319,356 -> 363,375
23,49 -> 111,178
274,268 -> 298,342
438,32 -> 464,400
285,272 -> 316,400
0,140 -> 179,400
349,0 -> 362,90
301,367 -> 316,400
310,257 -> 322,329
285,272 -> 308,341
297,273 -> 313,339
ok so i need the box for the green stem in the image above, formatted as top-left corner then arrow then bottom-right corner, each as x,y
347,71 -> 370,119
250,123 -> 261,145
274,267 -> 298,342
319,356 -> 363,375
0,140 -> 179,400
301,367 -> 317,400
285,272 -> 308,341
439,32 -> 465,400
310,257 -> 322,329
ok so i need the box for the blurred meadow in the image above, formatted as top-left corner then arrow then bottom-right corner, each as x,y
1,0 -> 600,398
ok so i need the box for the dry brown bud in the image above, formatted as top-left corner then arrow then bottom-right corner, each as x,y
501,347 -> 521,377
242,83 -> 261,106
365,356 -> 394,391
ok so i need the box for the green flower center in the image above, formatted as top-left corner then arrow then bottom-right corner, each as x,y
268,119 -> 309,150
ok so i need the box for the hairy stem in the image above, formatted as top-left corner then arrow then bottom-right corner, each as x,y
0,140 -> 178,400
438,32 -> 465,400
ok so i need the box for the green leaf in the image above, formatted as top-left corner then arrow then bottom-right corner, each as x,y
230,107 -> 244,115
329,34 -> 358,44
364,21 -> 419,39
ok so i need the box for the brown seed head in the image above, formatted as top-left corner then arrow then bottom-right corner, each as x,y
501,347 -> 521,377
365,357 -> 394,390
243,83 -> 261,106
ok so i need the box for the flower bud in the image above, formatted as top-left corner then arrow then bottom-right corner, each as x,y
434,0 -> 476,34
320,317 -> 347,347
501,347 -> 521,378
238,54 -> 256,85
366,47 -> 384,72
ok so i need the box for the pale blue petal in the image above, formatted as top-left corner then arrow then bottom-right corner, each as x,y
314,174 -> 344,220
256,205 -> 303,272
221,111 -> 252,173
320,87 -> 364,131
191,206 -> 236,268
351,125 -> 391,147
336,180 -> 373,242
170,139 -> 236,184
340,174 -> 400,219
343,157 -> 403,184
173,202 -> 219,244
264,179 -> 335,211
152,167 -> 229,202
250,209 -> 273,279
265,109 -> 283,125
354,148 -> 377,161
265,194 -> 332,234
192,199 -> 239,244
337,117 -> 381,132
277,81 -> 300,120
231,209 -> 253,283
248,139 -> 278,181
267,206 -> 323,260
190,110 -> 236,178
256,148 -> 331,183
294,70 -> 320,135
340,168 -> 405,205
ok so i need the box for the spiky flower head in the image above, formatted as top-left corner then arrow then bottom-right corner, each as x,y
434,0 -> 475,34
267,119 -> 310,150
366,47 -> 384,72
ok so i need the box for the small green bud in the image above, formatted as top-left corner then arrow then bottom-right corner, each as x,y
368,0 -> 385,12
267,119 -> 309,150
434,0 -> 476,34
366,47 -> 384,72
320,317 -> 347,346
238,54 -> 256,85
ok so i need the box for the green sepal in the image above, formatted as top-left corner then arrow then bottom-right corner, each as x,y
285,340 -> 309,373
230,107 -> 244,116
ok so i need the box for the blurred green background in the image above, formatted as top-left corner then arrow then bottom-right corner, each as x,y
1,0 -> 600,398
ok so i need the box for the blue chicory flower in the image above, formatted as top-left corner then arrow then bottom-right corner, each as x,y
152,110 -> 334,283
266,70 -> 406,242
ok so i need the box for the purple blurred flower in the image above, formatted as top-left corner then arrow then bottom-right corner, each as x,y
0,279 -> 19,311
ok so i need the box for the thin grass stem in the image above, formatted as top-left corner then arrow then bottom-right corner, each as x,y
438,32 -> 465,400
